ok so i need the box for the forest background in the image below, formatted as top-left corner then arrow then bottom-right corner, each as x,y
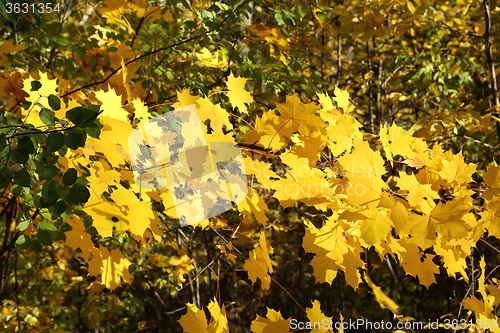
1,0 -> 500,332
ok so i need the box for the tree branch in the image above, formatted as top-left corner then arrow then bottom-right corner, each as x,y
483,0 -> 500,141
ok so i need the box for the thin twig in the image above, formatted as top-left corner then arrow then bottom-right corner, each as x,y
483,0 -> 500,141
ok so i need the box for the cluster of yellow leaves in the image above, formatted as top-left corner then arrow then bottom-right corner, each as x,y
461,258 -> 500,333
19,71 -> 257,291
244,24 -> 290,64
243,233 -> 274,289
249,300 -> 335,333
18,68 -> 500,329
178,299 -> 229,333
195,48 -> 229,68
240,86 -> 491,291
101,0 -> 173,34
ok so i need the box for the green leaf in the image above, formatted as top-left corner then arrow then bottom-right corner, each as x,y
315,11 -> 327,21
84,120 -> 103,139
31,80 -> 42,91
58,145 -> 67,157
0,134 -> 5,153
21,99 -> 32,110
0,174 -> 9,189
38,165 -> 59,180
40,108 -> 56,126
275,12 -> 284,25
29,239 -> 42,252
15,235 -> 31,250
11,184 -> 22,196
184,20 -> 197,29
43,21 -> 60,35
67,183 -> 90,204
17,136 -> 35,154
41,180 -> 62,207
38,221 -> 57,231
52,35 -> 69,46
46,132 -> 65,153
62,168 -> 77,186
11,149 -> 29,164
48,94 -> 61,111
17,213 -> 31,232
14,168 -> 31,187
66,107 -> 98,126
53,200 -> 67,215
0,1 -> 19,23
64,128 -> 87,150
87,226 -> 98,236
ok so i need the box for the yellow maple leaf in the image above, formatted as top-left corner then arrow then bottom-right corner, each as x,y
481,199 -> 500,238
303,218 -> 349,263
237,187 -> 268,226
173,88 -> 200,109
482,162 -> 500,200
326,113 -> 363,156
178,303 -> 210,333
438,151 -> 476,185
341,206 -> 393,246
402,137 -> 431,169
132,98 -> 149,123
101,0 -> 134,34
337,138 -> 386,206
86,116 -> 133,166
397,173 -> 438,214
250,308 -> 291,333
462,296 -> 487,314
434,237 -> 468,281
379,123 -> 416,163
306,300 -> 334,333
269,151 -> 333,208
102,248 -> 132,290
207,298 -> 229,333
406,189 -> 472,246
244,232 -> 274,289
254,110 -> 286,150
461,258 -> 494,316
197,97 -> 232,132
275,94 -> 323,136
317,91 -> 340,124
378,193 -> 409,234
65,215 -> 96,262
0,40 -> 24,58
290,132 -> 326,167
333,86 -> 355,113
226,73 -> 253,115
364,273 -> 399,314
85,160 -> 120,195
85,189 -> 131,239
85,178 -> 163,242
302,218 -> 363,287
398,238 -> 440,287
429,195 -> 472,240
169,254 -> 194,287
95,85 -> 129,122
0,40 -> 24,67
308,252 -> 343,284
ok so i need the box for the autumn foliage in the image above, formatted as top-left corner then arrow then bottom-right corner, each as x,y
1,0 -> 500,332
